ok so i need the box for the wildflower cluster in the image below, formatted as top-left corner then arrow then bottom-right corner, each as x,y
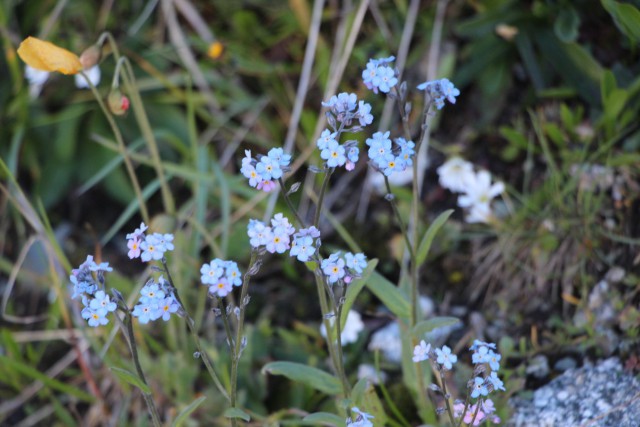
70,256 -> 117,327
322,92 -> 373,128
247,213 -> 296,254
290,226 -> 321,262
126,222 -> 175,261
321,251 -> 367,284
241,148 -> 291,192
362,56 -> 398,94
417,77 -> 460,110
366,131 -> 415,176
200,258 -> 243,297
437,158 -> 505,223
413,339 -> 505,425
131,277 -> 181,324
453,399 -> 501,426
346,407 -> 374,427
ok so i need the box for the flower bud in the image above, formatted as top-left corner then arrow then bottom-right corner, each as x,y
79,45 -> 101,70
107,90 -> 130,116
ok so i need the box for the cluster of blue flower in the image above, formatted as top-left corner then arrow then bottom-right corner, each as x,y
200,258 -> 243,297
240,148 -> 291,192
413,339 -> 505,425
126,222 -> 175,262
131,277 -> 180,324
70,256 -> 117,326
247,213 -> 367,285
366,131 -> 415,176
320,251 -> 367,284
417,78 -> 460,110
71,222 -> 184,327
362,56 -> 398,94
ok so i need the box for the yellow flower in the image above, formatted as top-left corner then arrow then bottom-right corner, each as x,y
207,41 -> 224,60
17,36 -> 82,75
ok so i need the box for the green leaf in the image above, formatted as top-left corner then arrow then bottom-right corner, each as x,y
602,0 -> 640,42
0,355 -> 94,402
600,70 -> 617,102
366,272 -> 411,320
302,412 -> 343,426
341,259 -> 378,330
261,361 -> 342,395
412,317 -> 461,339
171,396 -> 207,426
554,7 -> 580,42
110,367 -> 151,394
223,407 -> 251,422
416,210 -> 454,266
535,30 -> 603,106
351,378 -> 388,426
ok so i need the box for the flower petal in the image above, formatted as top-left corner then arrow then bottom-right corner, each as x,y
17,37 -> 82,75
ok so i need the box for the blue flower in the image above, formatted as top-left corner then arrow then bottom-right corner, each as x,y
362,56 -> 397,94
267,147 -> 291,167
417,78 -> 460,110
208,277 -> 232,297
321,140 -> 347,168
321,252 -> 346,284
435,345 -> 458,370
156,295 -> 179,321
200,260 -> 224,286
487,350 -> 502,371
247,219 -> 273,248
488,371 -> 505,391
472,345 -> 490,364
82,306 -> 109,327
316,129 -> 338,150
345,252 -> 367,274
347,407 -> 374,427
290,235 -> 316,262
225,261 -> 242,287
357,100 -> 373,126
140,234 -> 165,262
132,300 -> 156,324
470,376 -> 489,399
89,290 -> 117,313
469,339 -> 497,351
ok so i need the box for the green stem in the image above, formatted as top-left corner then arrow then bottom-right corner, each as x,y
161,260 -> 230,402
229,251 -> 258,424
278,178 -> 307,228
434,366 -> 456,427
313,168 -> 334,228
120,57 -> 176,215
81,71 -> 149,224
122,311 -> 162,427
97,32 -> 175,215
383,176 -> 415,260
333,292 -> 351,398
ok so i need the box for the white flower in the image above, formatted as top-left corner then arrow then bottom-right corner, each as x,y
320,309 -> 364,345
412,340 -> 431,362
25,65 -> 50,98
437,157 -> 474,192
75,65 -> 101,88
457,170 -> 504,209
465,203 -> 493,224
368,322 -> 402,363
357,364 -> 387,384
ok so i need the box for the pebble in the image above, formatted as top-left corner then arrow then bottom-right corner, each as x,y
509,358 -> 640,426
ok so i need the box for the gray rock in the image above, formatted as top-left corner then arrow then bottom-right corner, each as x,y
509,358 -> 640,427
526,354 -> 550,379
554,357 -> 577,372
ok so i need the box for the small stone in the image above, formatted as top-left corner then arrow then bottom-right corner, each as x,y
554,357 -> 577,372
526,354 -> 550,379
